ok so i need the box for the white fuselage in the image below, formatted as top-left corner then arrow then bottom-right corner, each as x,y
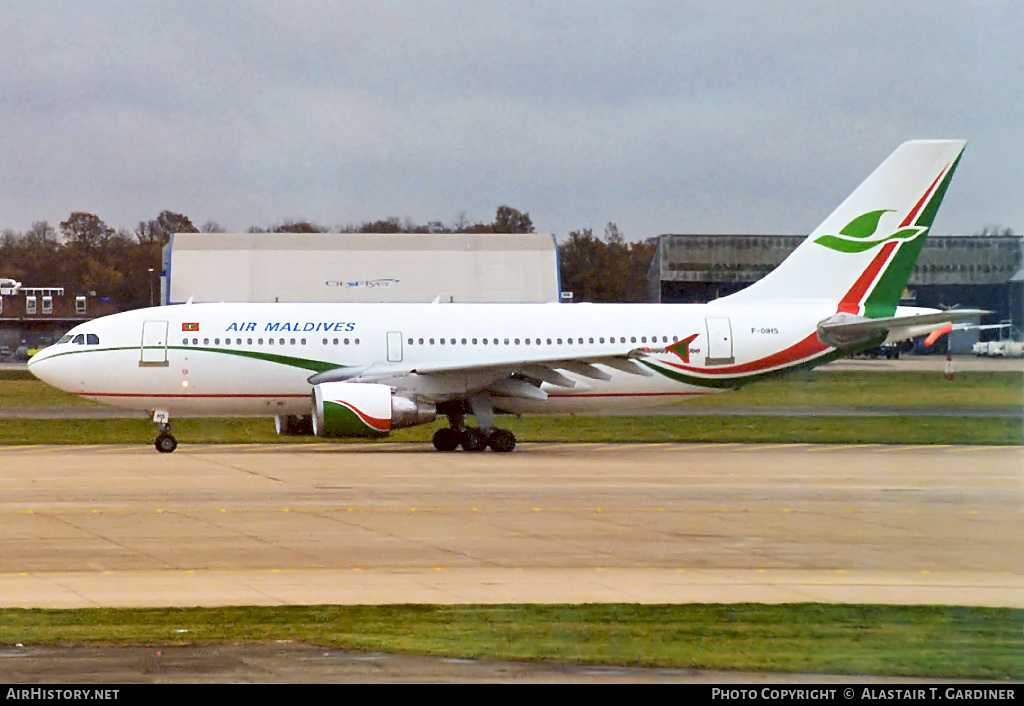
27,300 -> 842,418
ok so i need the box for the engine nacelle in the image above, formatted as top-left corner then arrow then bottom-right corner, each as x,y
311,382 -> 436,438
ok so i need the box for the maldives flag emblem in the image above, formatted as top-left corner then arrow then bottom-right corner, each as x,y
182,323 -> 199,332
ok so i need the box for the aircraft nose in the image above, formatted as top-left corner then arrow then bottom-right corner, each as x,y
27,346 -> 71,390
27,348 -> 53,379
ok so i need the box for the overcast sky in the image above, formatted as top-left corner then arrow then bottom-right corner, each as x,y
1,1 -> 1020,240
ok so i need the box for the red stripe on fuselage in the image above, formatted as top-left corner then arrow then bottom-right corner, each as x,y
76,393 -> 309,399
657,333 -> 828,376
545,392 -> 712,399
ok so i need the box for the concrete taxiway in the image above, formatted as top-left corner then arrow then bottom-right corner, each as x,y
0,442 -> 1019,609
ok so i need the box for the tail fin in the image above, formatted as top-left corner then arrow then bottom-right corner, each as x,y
717,140 -> 966,318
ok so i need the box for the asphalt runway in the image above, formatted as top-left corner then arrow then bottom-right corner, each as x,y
0,441 -> 1020,609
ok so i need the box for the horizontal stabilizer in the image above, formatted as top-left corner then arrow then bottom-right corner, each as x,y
817,309 -> 990,350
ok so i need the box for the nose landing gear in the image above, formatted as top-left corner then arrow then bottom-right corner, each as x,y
153,410 -> 177,453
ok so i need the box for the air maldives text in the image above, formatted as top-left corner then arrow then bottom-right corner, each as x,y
224,321 -> 356,333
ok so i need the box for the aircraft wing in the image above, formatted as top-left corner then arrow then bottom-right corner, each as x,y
308,348 -> 655,401
817,309 -> 991,349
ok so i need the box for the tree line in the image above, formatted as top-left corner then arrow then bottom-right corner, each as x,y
0,206 -> 655,310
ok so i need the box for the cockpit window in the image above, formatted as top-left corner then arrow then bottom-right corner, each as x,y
64,333 -> 100,345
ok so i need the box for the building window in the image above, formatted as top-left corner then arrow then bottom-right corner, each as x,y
25,296 -> 36,315
42,296 -> 53,314
76,296 -> 87,314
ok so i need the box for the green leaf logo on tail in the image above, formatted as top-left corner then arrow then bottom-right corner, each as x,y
814,210 -> 926,254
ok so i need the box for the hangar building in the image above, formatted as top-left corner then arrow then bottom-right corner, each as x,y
0,280 -> 116,356
647,233 -> 1023,345
162,232 -> 560,305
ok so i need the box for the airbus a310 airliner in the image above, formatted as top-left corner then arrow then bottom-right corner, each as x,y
29,140 -> 985,453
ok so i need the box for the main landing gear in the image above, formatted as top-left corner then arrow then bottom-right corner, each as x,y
431,426 -> 516,453
432,393 -> 517,453
153,410 -> 177,453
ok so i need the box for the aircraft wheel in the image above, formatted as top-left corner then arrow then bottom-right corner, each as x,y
487,429 -> 516,453
460,428 -> 487,452
432,428 -> 461,452
155,433 -> 178,454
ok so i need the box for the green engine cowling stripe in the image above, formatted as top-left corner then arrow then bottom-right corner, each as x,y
321,400 -> 390,438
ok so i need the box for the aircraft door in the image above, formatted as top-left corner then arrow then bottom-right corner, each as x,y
386,331 -> 404,363
704,317 -> 735,365
140,321 -> 169,367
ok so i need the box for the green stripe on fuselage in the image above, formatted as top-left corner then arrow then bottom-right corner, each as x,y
33,345 -> 344,373
639,347 -> 851,388
172,346 -> 342,373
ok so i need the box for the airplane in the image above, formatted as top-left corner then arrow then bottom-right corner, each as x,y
28,139 -> 988,454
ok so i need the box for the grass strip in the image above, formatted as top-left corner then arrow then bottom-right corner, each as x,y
0,415 -> 1018,446
688,370 -> 1023,408
1,604 -> 1020,680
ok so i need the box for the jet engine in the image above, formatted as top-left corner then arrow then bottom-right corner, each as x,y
311,382 -> 436,438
